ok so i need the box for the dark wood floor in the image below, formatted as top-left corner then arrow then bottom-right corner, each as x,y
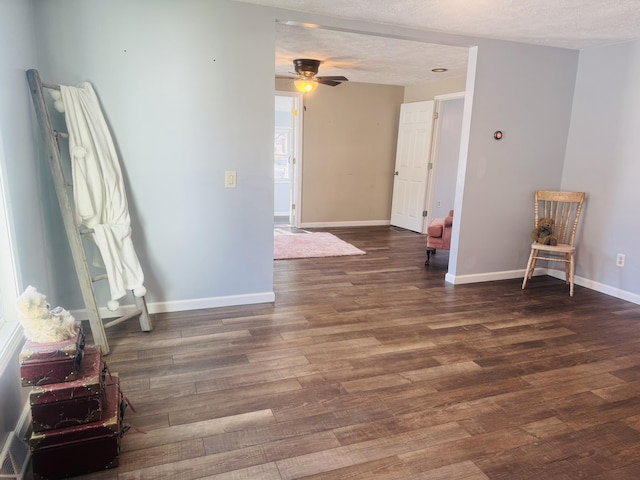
75,226 -> 640,479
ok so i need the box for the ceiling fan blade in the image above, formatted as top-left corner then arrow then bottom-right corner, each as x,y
317,79 -> 341,87
317,77 -> 348,87
317,76 -> 349,82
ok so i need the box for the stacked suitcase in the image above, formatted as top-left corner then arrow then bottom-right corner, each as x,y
19,324 -> 126,480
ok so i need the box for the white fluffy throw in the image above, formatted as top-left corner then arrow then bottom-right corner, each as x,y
59,82 -> 146,310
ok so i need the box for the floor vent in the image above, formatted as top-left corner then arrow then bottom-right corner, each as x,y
0,432 -> 29,480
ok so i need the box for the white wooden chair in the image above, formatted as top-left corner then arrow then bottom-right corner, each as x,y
522,190 -> 586,296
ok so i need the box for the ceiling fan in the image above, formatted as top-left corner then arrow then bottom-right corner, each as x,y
290,58 -> 348,93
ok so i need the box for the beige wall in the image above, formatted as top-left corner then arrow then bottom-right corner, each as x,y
404,76 -> 467,102
275,75 -> 464,226
276,79 -> 404,225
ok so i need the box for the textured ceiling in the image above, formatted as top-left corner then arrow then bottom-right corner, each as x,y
234,0 -> 640,86
274,25 -> 469,86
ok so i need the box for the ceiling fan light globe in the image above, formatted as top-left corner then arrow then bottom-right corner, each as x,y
294,78 -> 318,93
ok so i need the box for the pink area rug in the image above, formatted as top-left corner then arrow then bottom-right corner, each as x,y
274,231 -> 366,260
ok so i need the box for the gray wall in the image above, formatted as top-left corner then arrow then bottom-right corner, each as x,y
563,40 -> 640,301
0,0 -> 53,295
32,0 -> 277,312
0,0 -> 50,451
448,42 -> 579,281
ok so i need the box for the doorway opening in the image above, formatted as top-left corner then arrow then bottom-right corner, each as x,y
274,92 -> 302,228
426,93 -> 465,223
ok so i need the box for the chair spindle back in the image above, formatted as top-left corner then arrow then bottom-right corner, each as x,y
533,190 -> 585,247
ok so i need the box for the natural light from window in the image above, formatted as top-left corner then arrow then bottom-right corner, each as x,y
0,130 -> 20,371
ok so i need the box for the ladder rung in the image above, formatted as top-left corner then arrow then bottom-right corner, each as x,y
92,274 -> 108,282
42,82 -> 61,91
103,310 -> 143,329
79,227 -> 94,235
54,130 -> 69,138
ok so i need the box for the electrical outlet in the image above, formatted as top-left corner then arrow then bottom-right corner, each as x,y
616,253 -> 625,267
225,171 -> 237,188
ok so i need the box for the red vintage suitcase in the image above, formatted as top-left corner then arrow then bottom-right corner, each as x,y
30,377 -> 123,480
30,345 -> 107,432
20,323 -> 85,387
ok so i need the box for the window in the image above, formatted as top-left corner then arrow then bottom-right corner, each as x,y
274,127 -> 293,181
0,134 -> 20,371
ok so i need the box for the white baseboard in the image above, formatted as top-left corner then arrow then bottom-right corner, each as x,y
0,402 -> 31,480
548,271 -> 640,305
0,324 -> 23,376
446,268 -> 640,306
70,291 -> 276,320
149,291 -> 276,314
445,268 -> 538,285
15,401 -> 31,440
300,220 -> 391,228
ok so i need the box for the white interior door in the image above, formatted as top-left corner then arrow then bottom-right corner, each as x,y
390,100 -> 435,232
274,92 -> 302,227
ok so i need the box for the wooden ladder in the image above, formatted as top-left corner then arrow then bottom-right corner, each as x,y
26,69 -> 152,354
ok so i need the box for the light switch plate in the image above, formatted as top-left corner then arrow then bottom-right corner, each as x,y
225,171 -> 237,188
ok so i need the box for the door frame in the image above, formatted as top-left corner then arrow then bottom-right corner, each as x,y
274,90 -> 303,228
422,91 -> 465,233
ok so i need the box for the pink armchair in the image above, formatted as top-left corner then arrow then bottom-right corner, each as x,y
425,210 -> 453,265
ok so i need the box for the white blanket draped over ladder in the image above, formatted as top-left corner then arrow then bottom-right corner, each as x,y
56,82 -> 146,311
